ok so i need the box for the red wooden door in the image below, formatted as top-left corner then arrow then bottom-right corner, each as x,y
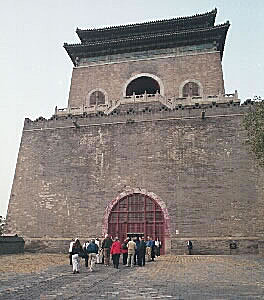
108,193 -> 165,254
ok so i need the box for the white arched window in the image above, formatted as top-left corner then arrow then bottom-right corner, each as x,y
87,89 -> 108,107
179,80 -> 203,98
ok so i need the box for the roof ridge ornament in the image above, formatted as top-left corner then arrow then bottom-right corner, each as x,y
76,8 -> 218,34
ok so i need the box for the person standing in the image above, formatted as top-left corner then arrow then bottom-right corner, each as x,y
95,238 -> 101,264
146,236 -> 152,262
154,238 -> 161,257
187,240 -> 193,255
86,239 -> 99,271
71,238 -> 82,274
69,238 -> 74,265
126,238 -> 136,267
134,237 -> 140,265
102,234 -> 113,266
110,237 -> 122,269
150,237 -> 156,261
121,238 -> 129,265
83,240 -> 89,268
137,236 -> 146,267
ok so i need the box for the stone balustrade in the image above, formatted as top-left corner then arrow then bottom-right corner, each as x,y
54,90 -> 239,116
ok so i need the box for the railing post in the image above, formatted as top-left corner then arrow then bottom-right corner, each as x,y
144,90 -> 147,101
133,92 -> 135,102
218,91 -> 222,102
234,90 -> 238,100
155,90 -> 159,101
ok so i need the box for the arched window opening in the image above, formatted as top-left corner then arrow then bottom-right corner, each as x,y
90,91 -> 105,106
183,82 -> 200,97
126,76 -> 160,96
108,193 -> 165,254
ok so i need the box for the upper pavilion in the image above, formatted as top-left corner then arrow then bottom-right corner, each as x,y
64,8 -> 230,66
54,9 -> 239,118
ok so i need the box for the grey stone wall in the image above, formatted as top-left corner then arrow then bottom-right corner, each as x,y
6,103 -> 264,254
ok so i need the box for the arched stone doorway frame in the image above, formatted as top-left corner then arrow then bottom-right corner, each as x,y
102,187 -> 170,242
122,73 -> 165,97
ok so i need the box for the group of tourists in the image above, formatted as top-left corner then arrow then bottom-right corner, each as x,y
69,235 -> 162,274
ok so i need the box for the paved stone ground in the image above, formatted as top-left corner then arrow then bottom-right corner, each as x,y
0,255 -> 264,299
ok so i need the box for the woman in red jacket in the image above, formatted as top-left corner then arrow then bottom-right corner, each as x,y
110,237 -> 122,269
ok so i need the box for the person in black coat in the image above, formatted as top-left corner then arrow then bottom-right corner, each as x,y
187,240 -> 193,255
137,236 -> 146,267
71,238 -> 83,274
102,234 -> 113,266
134,237 -> 140,265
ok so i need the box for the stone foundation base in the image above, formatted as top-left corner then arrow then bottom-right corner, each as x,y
24,237 -> 263,255
24,238 -> 75,253
171,237 -> 260,255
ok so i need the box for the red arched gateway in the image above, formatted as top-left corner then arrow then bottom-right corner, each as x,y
102,188 -> 170,254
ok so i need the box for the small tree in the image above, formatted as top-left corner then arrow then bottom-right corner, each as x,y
0,216 -> 5,235
243,98 -> 264,166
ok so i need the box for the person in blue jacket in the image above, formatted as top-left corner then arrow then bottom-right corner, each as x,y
86,239 -> 99,271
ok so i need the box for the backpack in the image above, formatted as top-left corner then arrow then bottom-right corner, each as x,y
87,242 -> 98,253
122,243 -> 128,250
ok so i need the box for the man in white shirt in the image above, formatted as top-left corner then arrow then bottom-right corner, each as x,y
68,239 -> 74,265
126,238 -> 136,267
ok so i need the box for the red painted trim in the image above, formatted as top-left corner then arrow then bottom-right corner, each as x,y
102,187 -> 170,238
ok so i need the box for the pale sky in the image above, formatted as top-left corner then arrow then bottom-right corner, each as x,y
0,0 -> 264,217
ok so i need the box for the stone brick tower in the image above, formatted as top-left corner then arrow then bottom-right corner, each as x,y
6,9 -> 264,254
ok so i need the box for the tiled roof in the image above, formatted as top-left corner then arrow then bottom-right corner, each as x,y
64,21 -> 230,65
76,9 -> 217,43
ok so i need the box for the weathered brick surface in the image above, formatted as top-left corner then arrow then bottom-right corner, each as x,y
68,51 -> 224,108
6,104 -> 264,254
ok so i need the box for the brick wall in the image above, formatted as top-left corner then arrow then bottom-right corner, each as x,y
68,51 -> 224,108
6,104 -> 264,254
